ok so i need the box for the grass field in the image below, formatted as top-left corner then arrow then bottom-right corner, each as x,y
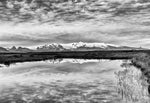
0,50 -> 150,65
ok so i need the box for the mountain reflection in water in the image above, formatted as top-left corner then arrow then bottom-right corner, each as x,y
0,59 -> 149,103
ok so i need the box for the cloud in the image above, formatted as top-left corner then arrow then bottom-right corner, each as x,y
0,20 -> 150,48
0,0 -> 150,48
0,0 -> 150,23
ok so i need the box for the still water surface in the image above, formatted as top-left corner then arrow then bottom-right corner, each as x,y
0,59 -> 149,103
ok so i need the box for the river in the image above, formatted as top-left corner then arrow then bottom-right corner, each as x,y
0,59 -> 149,103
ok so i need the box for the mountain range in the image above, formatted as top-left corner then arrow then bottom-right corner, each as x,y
0,42 -> 145,52
36,42 -> 145,51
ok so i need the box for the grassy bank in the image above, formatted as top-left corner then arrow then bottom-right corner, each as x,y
131,53 -> 150,81
131,53 -> 150,94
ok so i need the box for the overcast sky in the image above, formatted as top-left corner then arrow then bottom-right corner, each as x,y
0,0 -> 150,48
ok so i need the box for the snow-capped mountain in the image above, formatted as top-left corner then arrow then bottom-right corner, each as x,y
61,42 -> 120,50
36,42 -> 143,51
9,46 -> 33,52
0,42 -> 145,52
36,43 -> 65,51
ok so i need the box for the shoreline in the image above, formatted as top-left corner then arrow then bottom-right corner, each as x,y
0,50 -> 150,65
131,53 -> 150,94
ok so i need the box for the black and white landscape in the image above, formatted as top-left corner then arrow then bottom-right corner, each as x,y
0,0 -> 150,103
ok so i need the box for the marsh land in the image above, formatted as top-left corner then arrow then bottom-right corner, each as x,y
0,50 -> 150,65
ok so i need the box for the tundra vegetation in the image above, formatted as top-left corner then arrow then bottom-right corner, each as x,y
0,50 -> 149,65
131,53 -> 150,84
115,54 -> 150,103
130,53 -> 150,97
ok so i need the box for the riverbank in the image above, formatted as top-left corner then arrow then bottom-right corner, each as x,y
0,50 -> 150,65
131,53 -> 150,93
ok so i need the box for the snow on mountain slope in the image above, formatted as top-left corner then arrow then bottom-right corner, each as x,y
61,42 -> 119,49
37,43 -> 64,51
36,42 -> 145,51
36,42 -> 121,51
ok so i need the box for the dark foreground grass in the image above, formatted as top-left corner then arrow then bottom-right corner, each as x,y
131,53 -> 150,81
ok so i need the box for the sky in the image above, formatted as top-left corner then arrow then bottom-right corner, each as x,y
0,0 -> 150,48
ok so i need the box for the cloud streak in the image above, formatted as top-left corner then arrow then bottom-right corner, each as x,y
0,0 -> 150,48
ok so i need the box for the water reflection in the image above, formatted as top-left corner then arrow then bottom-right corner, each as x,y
0,59 -> 149,103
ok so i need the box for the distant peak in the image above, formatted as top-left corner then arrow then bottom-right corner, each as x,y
36,42 -> 145,51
